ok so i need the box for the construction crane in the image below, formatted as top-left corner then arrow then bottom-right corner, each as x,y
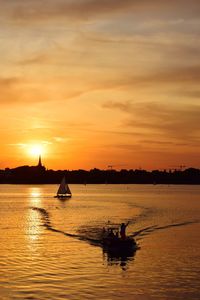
170,165 -> 187,171
107,165 -> 114,170
107,164 -> 126,170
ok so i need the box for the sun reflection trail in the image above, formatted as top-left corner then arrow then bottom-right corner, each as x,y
27,209 -> 41,242
26,187 -> 43,245
29,187 -> 42,205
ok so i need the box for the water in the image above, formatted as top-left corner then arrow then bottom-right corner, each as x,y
0,184 -> 200,300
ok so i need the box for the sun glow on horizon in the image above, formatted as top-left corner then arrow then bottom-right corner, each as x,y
28,144 -> 44,157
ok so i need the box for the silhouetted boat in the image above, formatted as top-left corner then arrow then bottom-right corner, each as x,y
102,236 -> 137,253
54,176 -> 72,199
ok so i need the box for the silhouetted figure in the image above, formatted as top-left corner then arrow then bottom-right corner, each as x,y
108,228 -> 115,238
102,227 -> 107,238
120,221 -> 129,239
102,227 -> 106,234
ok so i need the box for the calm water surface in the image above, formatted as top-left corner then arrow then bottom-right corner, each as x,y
0,184 -> 200,300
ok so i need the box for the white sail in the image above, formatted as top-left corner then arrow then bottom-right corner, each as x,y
56,176 -> 71,196
65,183 -> 71,195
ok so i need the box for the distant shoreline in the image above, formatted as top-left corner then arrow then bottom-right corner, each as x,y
0,183 -> 199,185
0,165 -> 200,185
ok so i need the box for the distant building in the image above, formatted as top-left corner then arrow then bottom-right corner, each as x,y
36,155 -> 46,172
38,155 -> 42,167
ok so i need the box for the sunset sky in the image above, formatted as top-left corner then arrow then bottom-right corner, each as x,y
0,0 -> 200,170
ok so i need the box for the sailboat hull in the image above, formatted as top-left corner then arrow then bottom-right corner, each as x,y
54,194 -> 72,199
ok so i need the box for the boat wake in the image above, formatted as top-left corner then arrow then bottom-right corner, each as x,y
30,206 -> 199,248
30,206 -> 101,246
31,206 -> 139,269
131,220 -> 199,240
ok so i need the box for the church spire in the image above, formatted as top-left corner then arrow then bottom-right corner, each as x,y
38,155 -> 42,167
36,154 -> 46,172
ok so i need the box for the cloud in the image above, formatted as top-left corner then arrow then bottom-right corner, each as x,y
99,65 -> 200,92
102,100 -> 132,112
0,77 -> 22,104
125,65 -> 200,86
0,77 -> 19,87
0,76 -> 46,104
0,0 -> 135,24
2,0 -> 200,25
153,66 -> 200,84
174,89 -> 200,99
8,143 -> 27,147
19,54 -> 50,65
103,100 -> 200,144
53,137 -> 68,143
8,140 -> 52,149
128,103 -> 200,142
0,73 -> 94,105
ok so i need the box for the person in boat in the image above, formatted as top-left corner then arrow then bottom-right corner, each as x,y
108,228 -> 115,238
120,221 -> 129,239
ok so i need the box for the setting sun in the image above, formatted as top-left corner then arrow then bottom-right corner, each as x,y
28,145 -> 44,157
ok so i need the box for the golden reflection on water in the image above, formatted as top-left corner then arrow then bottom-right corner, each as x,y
26,209 -> 41,242
26,187 -> 42,244
29,187 -> 42,205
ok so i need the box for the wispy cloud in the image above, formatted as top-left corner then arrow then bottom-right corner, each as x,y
102,101 -> 132,112
53,137 -> 69,143
0,77 -> 23,104
19,54 -> 50,65
8,143 -> 27,148
120,65 -> 200,87
2,0 -> 200,24
8,140 -> 52,147
103,100 -> 200,144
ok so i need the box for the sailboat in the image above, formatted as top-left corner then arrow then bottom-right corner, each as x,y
54,176 -> 72,199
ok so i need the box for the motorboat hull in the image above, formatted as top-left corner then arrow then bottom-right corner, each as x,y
102,237 -> 137,252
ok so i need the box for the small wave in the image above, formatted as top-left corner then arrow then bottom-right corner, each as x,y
131,220 -> 199,239
130,225 -> 158,238
155,220 -> 199,230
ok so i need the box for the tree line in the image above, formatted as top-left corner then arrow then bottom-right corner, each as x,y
0,165 -> 200,184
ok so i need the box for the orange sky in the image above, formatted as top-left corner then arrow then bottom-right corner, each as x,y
0,0 -> 200,170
